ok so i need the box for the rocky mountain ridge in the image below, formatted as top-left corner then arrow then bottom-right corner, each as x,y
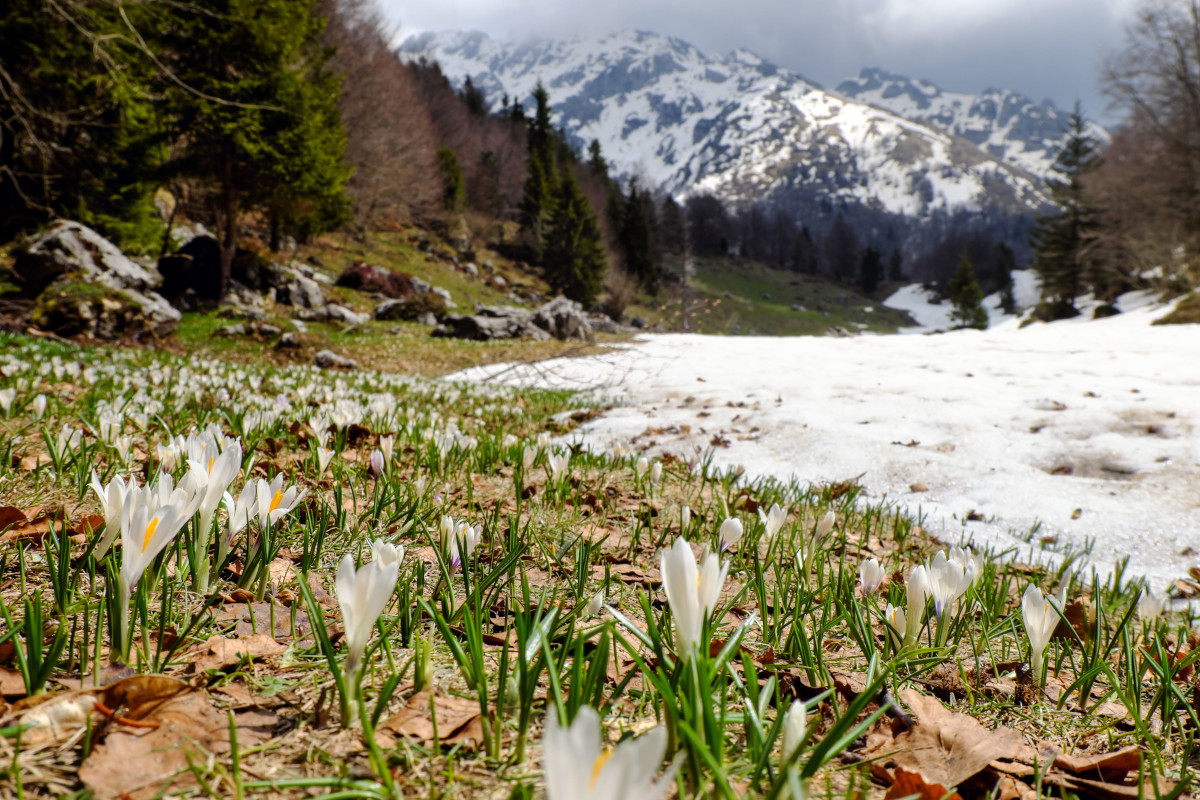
401,29 -> 1093,230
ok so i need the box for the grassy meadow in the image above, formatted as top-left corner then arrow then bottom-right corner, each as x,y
0,327 -> 1195,800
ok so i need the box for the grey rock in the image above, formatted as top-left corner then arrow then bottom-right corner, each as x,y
587,313 -> 620,334
314,349 -> 356,370
492,275 -> 508,289
326,304 -> 370,325
463,262 -> 479,276
411,276 -> 432,293
291,319 -> 308,333
18,221 -> 180,334
16,220 -> 162,294
431,285 -> 456,308
216,324 -> 247,337
277,275 -> 325,309
374,291 -> 447,321
276,332 -> 302,349
533,295 -> 591,340
257,323 -> 282,337
790,303 -> 806,312
630,315 -> 647,329
432,312 -> 551,341
417,311 -> 438,326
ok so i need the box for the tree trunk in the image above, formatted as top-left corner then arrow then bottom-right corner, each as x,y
219,138 -> 237,300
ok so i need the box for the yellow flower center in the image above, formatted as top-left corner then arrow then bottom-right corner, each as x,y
141,515 -> 160,552
208,456 -> 214,474
269,489 -> 284,513
590,746 -> 614,790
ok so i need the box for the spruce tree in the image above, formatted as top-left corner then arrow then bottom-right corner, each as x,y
859,246 -> 883,295
544,170 -> 607,306
161,0 -> 350,295
888,248 -> 905,282
1029,104 -> 1101,319
948,254 -> 989,329
619,178 -> 658,292
792,227 -> 818,274
520,82 -> 556,262
995,243 -> 1017,314
437,146 -> 466,212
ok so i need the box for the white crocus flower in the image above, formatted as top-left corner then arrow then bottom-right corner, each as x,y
949,545 -> 984,585
883,602 -> 906,651
586,591 -> 605,617
814,511 -> 836,541
537,431 -> 552,451
1138,589 -> 1165,621
188,439 -> 242,534
660,537 -> 728,658
546,451 -> 569,481
55,424 -> 81,457
718,517 -> 743,552
635,456 -> 649,477
925,550 -> 972,619
542,706 -> 678,800
1021,584 -> 1065,685
335,541 -> 401,722
368,449 -> 385,478
379,435 -> 394,466
253,475 -> 305,528
0,387 -> 14,415
782,699 -> 807,758
650,460 -> 662,485
858,558 -> 884,595
119,496 -> 190,592
680,504 -> 691,530
89,472 -> 135,558
31,394 -> 46,421
444,519 -> 481,573
316,446 -> 335,475
759,503 -> 787,540
904,564 -> 929,647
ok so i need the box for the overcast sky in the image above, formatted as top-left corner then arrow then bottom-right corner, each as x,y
378,0 -> 1142,124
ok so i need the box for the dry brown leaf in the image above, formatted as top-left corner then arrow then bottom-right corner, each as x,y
216,600 -> 310,639
1040,771 -> 1176,800
0,505 -> 27,532
79,688 -> 262,800
0,665 -> 26,697
184,633 -> 287,674
885,768 -> 963,800
1053,746 -> 1141,778
380,688 -> 483,749
879,689 -> 1031,789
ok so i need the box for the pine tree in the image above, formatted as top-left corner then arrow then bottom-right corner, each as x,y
1029,104 -> 1101,319
587,139 -> 609,181
792,226 -> 818,274
619,178 -> 658,292
658,196 -> 686,257
544,170 -> 607,306
437,147 -> 466,211
948,254 -> 989,329
161,0 -> 350,295
888,248 -> 905,282
520,82 -> 556,262
859,246 -> 884,295
995,243 -> 1017,314
0,1 -> 163,248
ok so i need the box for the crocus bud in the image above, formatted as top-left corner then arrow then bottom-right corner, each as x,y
719,517 -> 743,551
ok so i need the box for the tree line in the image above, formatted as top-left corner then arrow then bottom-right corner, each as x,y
0,0 -> 664,310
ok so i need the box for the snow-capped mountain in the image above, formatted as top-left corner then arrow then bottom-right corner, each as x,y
400,30 -> 1054,229
836,68 -> 1110,178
